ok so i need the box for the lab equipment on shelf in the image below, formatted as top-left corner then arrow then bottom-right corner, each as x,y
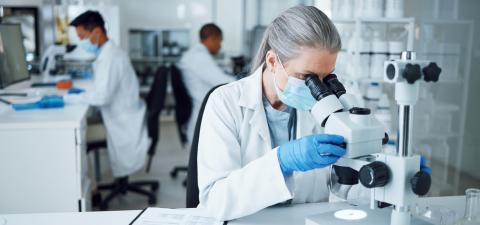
375,93 -> 393,135
385,0 -> 405,18
389,41 -> 405,60
371,36 -> 389,79
364,82 -> 382,112
362,0 -> 384,18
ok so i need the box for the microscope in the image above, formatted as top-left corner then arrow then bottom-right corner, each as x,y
38,44 -> 95,83
306,51 -> 441,225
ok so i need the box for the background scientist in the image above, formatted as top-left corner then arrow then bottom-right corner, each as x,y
65,11 -> 150,179
178,23 -> 235,145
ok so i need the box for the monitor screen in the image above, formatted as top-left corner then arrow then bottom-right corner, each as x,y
0,24 -> 29,89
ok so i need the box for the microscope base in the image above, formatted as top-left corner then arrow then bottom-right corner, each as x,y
306,205 -> 432,225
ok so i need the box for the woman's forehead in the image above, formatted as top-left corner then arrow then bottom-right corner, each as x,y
285,48 -> 337,75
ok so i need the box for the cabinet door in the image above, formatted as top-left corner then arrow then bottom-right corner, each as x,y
0,128 -> 79,213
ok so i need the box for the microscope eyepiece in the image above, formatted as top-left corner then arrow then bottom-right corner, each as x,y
305,75 -> 334,101
323,74 -> 347,98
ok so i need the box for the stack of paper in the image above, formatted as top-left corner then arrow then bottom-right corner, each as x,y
130,208 -> 223,225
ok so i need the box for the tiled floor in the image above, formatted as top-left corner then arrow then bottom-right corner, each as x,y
89,121 -> 480,211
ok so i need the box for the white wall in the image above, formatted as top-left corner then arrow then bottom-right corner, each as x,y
258,0 -> 301,25
2,0 -> 311,58
215,0 -> 244,56
116,0 -> 247,57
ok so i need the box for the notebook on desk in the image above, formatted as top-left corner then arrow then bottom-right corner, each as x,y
130,207 -> 224,225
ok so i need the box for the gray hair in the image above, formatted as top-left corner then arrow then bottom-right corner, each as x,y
252,5 -> 342,72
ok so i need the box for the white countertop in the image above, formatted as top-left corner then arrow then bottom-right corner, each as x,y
0,78 -> 91,130
0,196 -> 466,225
231,196 -> 465,225
0,210 -> 140,225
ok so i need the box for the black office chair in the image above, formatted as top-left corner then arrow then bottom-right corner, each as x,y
169,65 -> 193,185
186,84 -> 225,208
145,65 -> 169,172
88,66 -> 168,210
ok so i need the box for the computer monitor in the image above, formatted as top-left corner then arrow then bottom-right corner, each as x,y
0,24 -> 29,89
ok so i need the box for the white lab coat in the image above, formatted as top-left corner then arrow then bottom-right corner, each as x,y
197,66 -> 332,221
65,40 -> 150,178
178,44 -> 235,144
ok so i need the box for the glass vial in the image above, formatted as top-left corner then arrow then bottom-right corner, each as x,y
456,188 -> 480,225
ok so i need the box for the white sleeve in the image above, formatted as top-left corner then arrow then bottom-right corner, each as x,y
64,58 -> 119,106
197,89 -> 293,221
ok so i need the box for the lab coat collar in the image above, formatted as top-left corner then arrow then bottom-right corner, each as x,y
193,43 -> 209,54
96,40 -> 114,62
238,65 -> 263,110
239,65 -> 271,144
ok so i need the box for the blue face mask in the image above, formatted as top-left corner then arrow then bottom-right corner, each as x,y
273,56 -> 317,111
79,34 -> 100,56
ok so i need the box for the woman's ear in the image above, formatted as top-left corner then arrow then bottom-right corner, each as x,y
265,50 -> 277,73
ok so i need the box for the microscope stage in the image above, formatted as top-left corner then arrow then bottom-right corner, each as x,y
306,205 -> 432,225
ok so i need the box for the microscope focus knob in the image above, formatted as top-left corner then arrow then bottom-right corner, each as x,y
402,63 -> 422,84
422,62 -> 442,82
359,161 -> 390,188
411,171 -> 431,196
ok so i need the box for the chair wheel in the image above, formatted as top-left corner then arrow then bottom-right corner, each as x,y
151,183 -> 160,191
148,196 -> 157,205
170,170 -> 177,179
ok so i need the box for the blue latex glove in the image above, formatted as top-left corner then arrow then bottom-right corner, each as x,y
12,95 -> 65,111
277,134 -> 346,176
420,155 -> 432,175
68,87 -> 85,94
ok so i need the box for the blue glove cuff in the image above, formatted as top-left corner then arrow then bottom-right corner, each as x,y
277,147 -> 293,177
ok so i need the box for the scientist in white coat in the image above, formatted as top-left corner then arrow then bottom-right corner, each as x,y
178,23 -> 235,144
197,6 -> 429,221
65,11 -> 150,178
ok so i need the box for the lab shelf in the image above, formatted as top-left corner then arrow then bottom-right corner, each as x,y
359,17 -> 415,24
339,75 -> 386,83
331,73 -> 460,84
416,133 -> 460,140
432,103 -> 460,112
333,15 -> 474,195
415,19 -> 475,195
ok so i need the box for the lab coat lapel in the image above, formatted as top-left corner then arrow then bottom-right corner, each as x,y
239,66 -> 272,148
250,102 -> 271,147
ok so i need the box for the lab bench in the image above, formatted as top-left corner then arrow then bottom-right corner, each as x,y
0,79 -> 92,213
0,196 -> 465,225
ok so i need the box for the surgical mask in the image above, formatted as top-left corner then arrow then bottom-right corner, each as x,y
273,56 -> 317,111
79,33 -> 100,56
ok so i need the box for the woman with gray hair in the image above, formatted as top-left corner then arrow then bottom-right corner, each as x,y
197,5 -> 346,221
